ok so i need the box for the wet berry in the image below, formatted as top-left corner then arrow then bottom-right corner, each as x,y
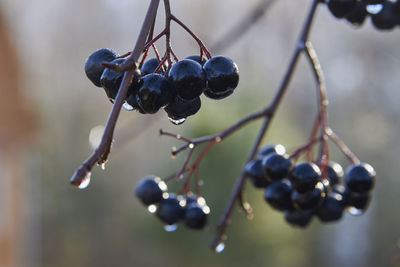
100,58 -> 125,101
345,1 -> 368,25
289,162 -> 321,193
257,144 -> 286,159
156,194 -> 186,225
203,87 -> 234,100
345,163 -> 375,193
317,192 -> 345,222
135,176 -> 167,205
84,48 -> 118,87
125,71 -> 146,113
185,55 -> 207,66
371,1 -> 397,30
141,58 -> 166,75
164,95 -> 201,124
264,180 -> 293,211
327,161 -> 344,186
261,153 -> 291,181
203,56 -> 239,98
168,59 -> 206,100
284,209 -> 314,228
245,159 -> 270,188
136,73 -> 175,114
291,182 -> 326,210
326,0 -> 358,18
346,192 -> 371,213
184,202 -> 209,229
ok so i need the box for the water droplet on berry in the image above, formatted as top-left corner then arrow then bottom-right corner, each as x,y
164,224 -> 178,232
215,243 -> 225,253
347,206 -> 364,216
168,117 -> 186,125
275,144 -> 286,155
122,101 -> 134,111
147,204 -> 157,213
157,180 -> 168,191
366,4 -> 383,14
78,172 -> 91,189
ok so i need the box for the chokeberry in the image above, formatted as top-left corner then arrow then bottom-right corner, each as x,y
345,163 -> 375,193
327,161 -> 344,186
136,73 -> 175,114
125,71 -> 146,114
261,153 -> 291,181
284,209 -> 314,228
168,59 -> 206,101
185,55 -> 207,66
257,144 -> 286,159
326,0 -> 358,18
345,1 -> 368,25
135,176 -> 167,206
371,1 -> 397,30
203,87 -> 234,100
289,162 -> 322,193
317,192 -> 345,222
184,202 -> 209,230
84,48 -> 118,87
156,194 -> 186,225
164,95 -> 201,124
203,56 -> 239,98
291,182 -> 326,210
245,159 -> 271,188
100,58 -> 126,101
346,192 -> 371,214
141,58 -> 166,76
264,180 -> 293,211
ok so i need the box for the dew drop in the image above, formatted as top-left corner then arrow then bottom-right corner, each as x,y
89,125 -> 105,149
189,143 -> 195,149
122,101 -> 134,111
168,117 -> 186,125
348,206 -> 364,216
147,204 -> 157,213
164,224 -> 178,232
78,172 -> 91,189
158,180 -> 168,191
100,162 -> 106,170
215,243 -> 225,253
366,4 -> 383,14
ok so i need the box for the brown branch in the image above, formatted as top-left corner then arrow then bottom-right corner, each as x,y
70,0 -> 161,187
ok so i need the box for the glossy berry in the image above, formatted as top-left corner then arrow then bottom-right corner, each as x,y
317,192 -> 345,222
264,180 -> 293,211
135,176 -> 167,205
326,0 -> 358,18
262,153 -> 291,181
291,182 -> 326,210
203,87 -> 234,100
136,73 -> 175,114
203,56 -> 239,99
257,144 -> 286,159
168,59 -> 206,100
125,71 -> 146,114
289,162 -> 321,193
345,163 -> 375,193
84,48 -> 118,87
244,159 -> 270,188
346,192 -> 371,213
164,95 -> 201,124
345,1 -> 368,25
327,161 -> 344,186
100,58 -> 125,101
284,209 -> 314,228
141,58 -> 166,75
185,55 -> 207,66
156,194 -> 186,225
371,1 -> 397,30
184,202 -> 209,229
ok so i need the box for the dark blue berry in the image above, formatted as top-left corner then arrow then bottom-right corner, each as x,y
100,58 -> 125,101
262,153 -> 291,181
264,180 -> 293,211
156,194 -> 186,225
136,73 -> 175,114
326,0 -> 358,18
327,161 -> 344,186
185,55 -> 207,66
291,182 -> 326,210
345,1 -> 368,25
184,202 -> 209,229
125,70 -> 146,113
84,48 -> 118,87
135,176 -> 166,205
317,192 -> 346,222
168,59 -> 206,100
164,95 -> 201,124
245,159 -> 271,188
371,1 -> 397,30
203,87 -> 234,100
257,144 -> 286,159
203,56 -> 239,98
289,162 -> 321,193
284,209 -> 314,228
345,163 -> 375,193
346,192 -> 371,213
141,58 -> 166,76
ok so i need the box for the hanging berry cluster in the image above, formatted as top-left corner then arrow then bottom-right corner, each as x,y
71,0 -> 399,252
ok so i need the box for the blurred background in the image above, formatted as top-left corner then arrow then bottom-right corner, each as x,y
1,0 -> 400,266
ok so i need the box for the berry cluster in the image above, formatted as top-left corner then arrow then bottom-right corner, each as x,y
135,176 -> 210,230
245,144 -> 376,227
84,48 -> 239,125
323,0 -> 400,29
